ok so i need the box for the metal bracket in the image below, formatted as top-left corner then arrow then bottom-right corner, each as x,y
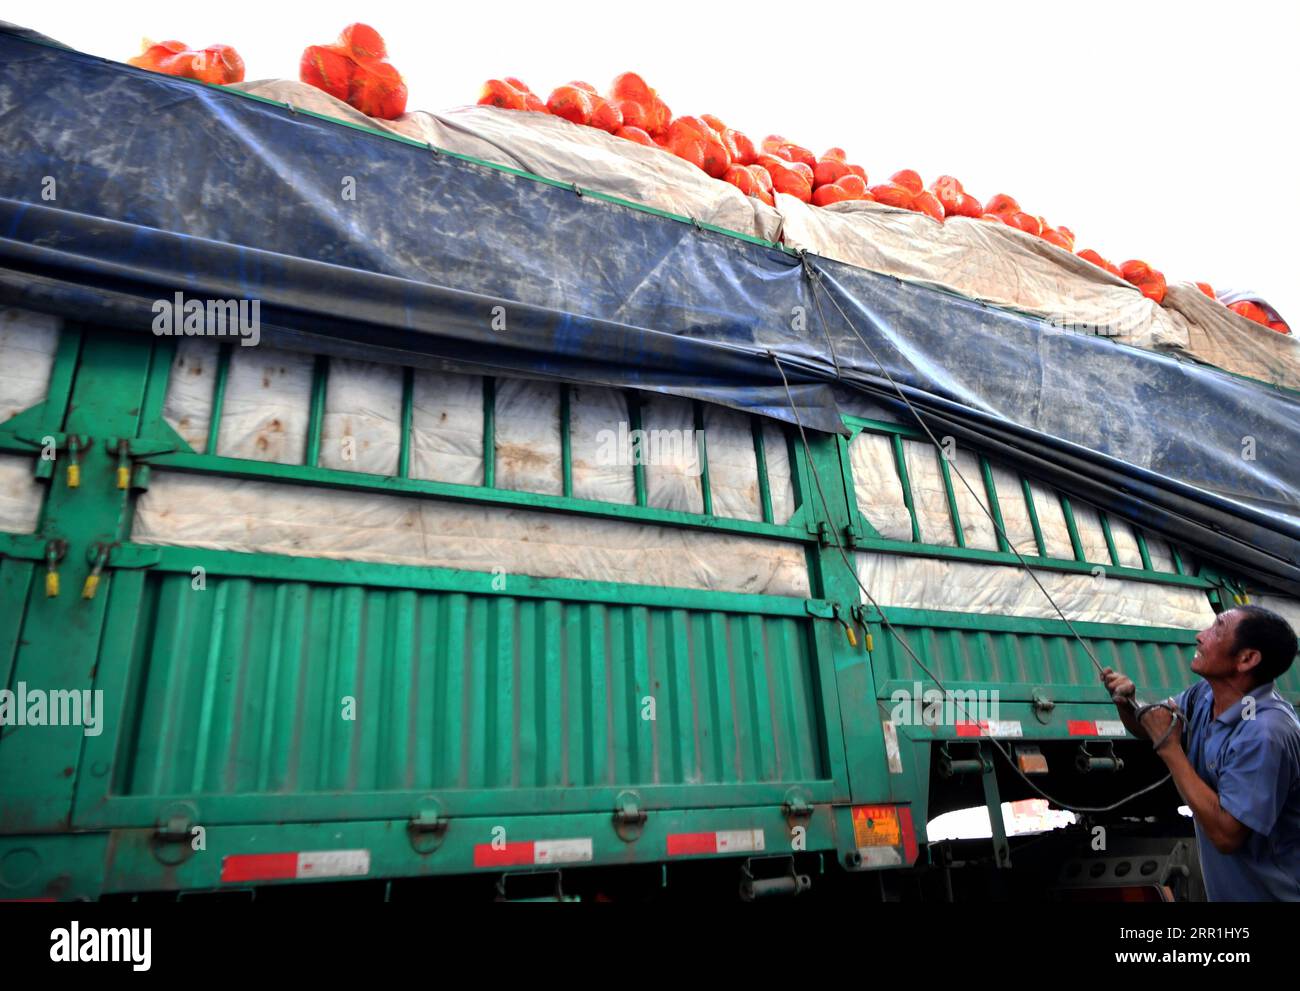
938,741 -> 991,778
151,803 -> 199,866
739,857 -> 812,901
613,790 -> 647,842
978,742 -> 1012,869
1076,740 -> 1124,774
1031,687 -> 1056,725
782,787 -> 814,823
408,801 -> 449,854
803,599 -> 835,620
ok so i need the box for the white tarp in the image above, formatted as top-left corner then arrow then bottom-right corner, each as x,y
133,471 -> 810,598
161,337 -> 215,451
410,370 -> 484,486
901,439 -> 956,546
320,358 -> 402,475
231,81 -> 784,244
856,552 -> 1216,631
0,453 -> 42,534
849,430 -> 912,541
494,377 -> 562,495
570,384 -> 635,505
760,421 -> 797,526
215,347 -> 313,464
1249,593 -> 1300,635
162,339 -> 788,522
777,195 -> 1300,391
0,307 -> 59,424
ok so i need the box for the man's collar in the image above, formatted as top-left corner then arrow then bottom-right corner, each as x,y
1214,681 -> 1278,726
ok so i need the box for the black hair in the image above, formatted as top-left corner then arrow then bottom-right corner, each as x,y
1231,605 -> 1299,684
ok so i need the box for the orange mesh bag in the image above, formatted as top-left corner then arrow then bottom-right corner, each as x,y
132,40 -> 246,84
1120,260 -> 1167,304
300,23 -> 406,119
478,79 -> 528,111
870,184 -> 916,209
911,190 -> 944,222
984,193 -> 1020,215
547,85 -> 594,125
615,125 -> 656,147
814,158 -> 851,188
890,169 -> 924,195
589,98 -> 624,133
1229,301 -> 1270,325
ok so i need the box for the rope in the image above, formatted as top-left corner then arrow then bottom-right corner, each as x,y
770,349 -> 1178,816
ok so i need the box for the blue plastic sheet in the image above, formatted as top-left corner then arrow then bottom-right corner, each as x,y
1,26 -> 1296,592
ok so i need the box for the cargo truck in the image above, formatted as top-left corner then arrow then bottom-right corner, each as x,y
1,23 -> 1297,901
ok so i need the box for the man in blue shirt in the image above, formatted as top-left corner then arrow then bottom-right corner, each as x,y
1102,605 -> 1300,901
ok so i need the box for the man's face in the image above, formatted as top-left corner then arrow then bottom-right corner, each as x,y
1193,609 -> 1247,679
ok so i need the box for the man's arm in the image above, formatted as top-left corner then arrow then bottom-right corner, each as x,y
1158,740 -> 1252,853
1100,667 -> 1149,741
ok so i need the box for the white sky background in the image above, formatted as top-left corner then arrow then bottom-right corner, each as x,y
10,0 -> 1298,323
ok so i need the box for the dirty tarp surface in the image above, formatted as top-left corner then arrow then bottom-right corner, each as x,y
0,26 -> 1297,592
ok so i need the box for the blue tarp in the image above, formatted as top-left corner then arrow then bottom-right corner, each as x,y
1,25 -> 1297,593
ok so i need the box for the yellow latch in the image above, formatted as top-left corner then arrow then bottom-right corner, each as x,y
81,545 -> 108,600
66,435 -> 81,489
115,439 -> 131,489
44,540 -> 66,598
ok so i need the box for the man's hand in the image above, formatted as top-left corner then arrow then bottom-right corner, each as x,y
1100,667 -> 1135,703
1100,667 -> 1146,740
1139,702 -> 1180,752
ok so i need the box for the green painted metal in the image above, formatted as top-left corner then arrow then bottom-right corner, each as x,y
559,383 -> 573,498
751,417 -> 774,526
1058,494 -> 1086,563
204,344 -> 231,456
693,400 -> 713,517
481,376 -> 495,489
397,366 -> 414,479
2,325 -> 1297,902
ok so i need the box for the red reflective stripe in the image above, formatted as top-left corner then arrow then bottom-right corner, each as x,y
221,853 -> 298,883
666,832 -> 718,856
1068,720 -> 1098,736
955,721 -> 986,737
473,841 -> 536,868
898,806 -> 918,865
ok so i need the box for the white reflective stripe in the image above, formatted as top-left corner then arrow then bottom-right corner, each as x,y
883,720 -> 903,773
1095,720 -> 1128,736
295,850 -> 370,879
987,720 -> 1023,738
534,839 -> 593,865
715,830 -> 764,853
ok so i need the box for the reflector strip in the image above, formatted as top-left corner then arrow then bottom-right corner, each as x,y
898,806 -> 918,864
1068,720 -> 1099,735
473,838 -> 593,868
221,849 -> 370,883
954,720 -> 1021,738
666,829 -> 765,857
883,721 -> 903,774
1095,720 -> 1127,736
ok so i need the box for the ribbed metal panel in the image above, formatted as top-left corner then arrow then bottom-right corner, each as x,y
112,574 -> 827,796
872,619 -> 1199,700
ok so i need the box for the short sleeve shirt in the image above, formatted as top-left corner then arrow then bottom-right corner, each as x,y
1172,680 -> 1300,901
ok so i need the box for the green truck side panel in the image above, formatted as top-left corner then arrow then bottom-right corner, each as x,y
1,327 -> 1296,899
